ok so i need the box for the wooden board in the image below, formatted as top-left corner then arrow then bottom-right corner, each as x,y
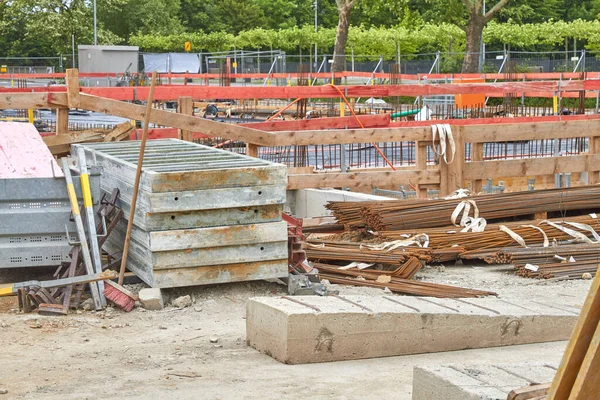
464,155 -> 600,180
287,169 -> 439,190
548,265 -> 600,399
0,122 -> 62,178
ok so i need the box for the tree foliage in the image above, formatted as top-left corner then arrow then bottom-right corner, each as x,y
1,0 -> 600,57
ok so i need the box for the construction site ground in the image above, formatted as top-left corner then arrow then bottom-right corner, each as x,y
0,264 -> 591,399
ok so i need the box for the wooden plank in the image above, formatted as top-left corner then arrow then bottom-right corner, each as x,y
0,122 -> 62,178
103,121 -> 134,142
440,131 -> 465,196
51,92 -> 274,146
415,141 -> 430,198
43,130 -> 106,156
177,96 -> 193,141
56,108 -> 69,135
272,126 -> 430,146
0,93 -> 68,109
463,120 -> 600,143
587,136 -> 600,185
569,320 -> 600,399
65,69 -> 80,108
463,155 -> 600,180
242,114 -> 391,131
246,143 -> 259,158
548,264 -> 600,399
471,141 -> 484,193
508,383 -> 551,400
287,169 -> 439,190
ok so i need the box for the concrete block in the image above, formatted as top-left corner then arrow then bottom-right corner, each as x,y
138,288 -> 164,310
412,362 -> 557,400
286,189 -> 393,218
246,295 -> 579,364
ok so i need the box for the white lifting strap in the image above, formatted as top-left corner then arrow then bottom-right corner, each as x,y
432,123 -> 456,164
499,225 -> 528,248
451,199 -> 480,227
520,224 -> 549,247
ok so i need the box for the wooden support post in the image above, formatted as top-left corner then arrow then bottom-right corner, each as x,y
177,96 -> 193,141
246,144 -> 259,158
415,141 -> 429,198
65,69 -> 80,108
587,136 -> 600,185
439,127 -> 465,197
548,264 -> 600,399
56,108 -> 69,135
471,142 -> 483,193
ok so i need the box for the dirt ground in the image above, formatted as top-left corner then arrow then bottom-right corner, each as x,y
0,264 -> 592,399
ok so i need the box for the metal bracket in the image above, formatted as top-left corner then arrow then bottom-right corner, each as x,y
65,225 -> 80,245
65,214 -> 107,243
96,214 -> 108,238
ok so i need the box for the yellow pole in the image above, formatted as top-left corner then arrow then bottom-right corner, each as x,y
340,100 -> 345,117
27,109 -> 34,124
553,95 -> 558,114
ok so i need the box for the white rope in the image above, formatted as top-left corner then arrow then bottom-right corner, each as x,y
499,225 -> 528,248
520,225 -> 549,247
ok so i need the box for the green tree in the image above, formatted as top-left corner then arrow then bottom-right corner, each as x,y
98,0 -> 183,40
461,0 -> 510,72
331,0 -> 359,77
0,0 -> 121,57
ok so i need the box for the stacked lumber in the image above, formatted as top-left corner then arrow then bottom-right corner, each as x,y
43,121 -> 134,156
75,139 -> 289,288
328,186 -> 600,230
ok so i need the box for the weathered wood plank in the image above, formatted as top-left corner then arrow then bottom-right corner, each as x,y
272,126 -> 430,146
548,268 -> 600,399
0,93 -> 68,109
464,155 -> 600,180
287,169 -> 439,190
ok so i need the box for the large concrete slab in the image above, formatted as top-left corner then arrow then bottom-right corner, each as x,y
246,295 -> 579,364
412,362 -> 557,400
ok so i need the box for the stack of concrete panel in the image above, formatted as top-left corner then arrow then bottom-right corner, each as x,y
73,139 -> 288,288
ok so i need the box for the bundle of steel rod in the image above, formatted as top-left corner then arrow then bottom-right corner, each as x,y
315,263 -> 495,298
305,239 -> 433,264
313,257 -> 423,280
460,243 -> 600,266
381,217 -> 600,251
328,186 -> 600,230
432,247 -> 467,262
515,259 -> 599,279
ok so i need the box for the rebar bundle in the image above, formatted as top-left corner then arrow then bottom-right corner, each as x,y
515,260 -> 599,279
315,263 -> 495,298
381,215 -> 600,250
328,186 -> 600,231
461,243 -> 600,266
305,240 -> 433,264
